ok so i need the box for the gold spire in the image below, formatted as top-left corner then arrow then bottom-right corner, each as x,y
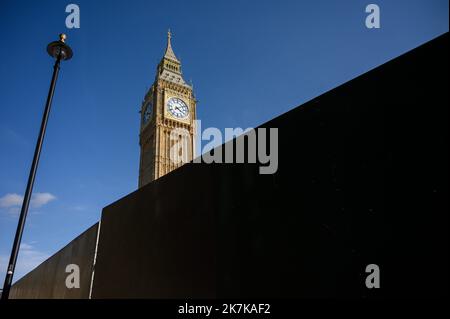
163,28 -> 179,62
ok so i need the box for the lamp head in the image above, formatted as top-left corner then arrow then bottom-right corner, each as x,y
47,33 -> 73,61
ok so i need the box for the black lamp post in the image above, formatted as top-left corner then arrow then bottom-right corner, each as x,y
1,34 -> 73,300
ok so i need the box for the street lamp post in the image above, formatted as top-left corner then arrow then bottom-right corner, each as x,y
1,34 -> 73,300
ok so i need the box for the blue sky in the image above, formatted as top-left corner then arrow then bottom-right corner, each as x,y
0,0 -> 448,282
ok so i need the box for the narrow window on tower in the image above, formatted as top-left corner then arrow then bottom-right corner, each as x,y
178,134 -> 183,158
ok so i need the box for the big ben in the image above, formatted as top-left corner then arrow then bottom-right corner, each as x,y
138,30 -> 197,187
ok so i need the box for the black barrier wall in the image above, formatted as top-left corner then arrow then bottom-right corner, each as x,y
10,33 -> 448,299
91,34 -> 448,298
9,223 -> 98,299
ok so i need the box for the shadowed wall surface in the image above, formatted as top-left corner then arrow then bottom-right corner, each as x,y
91,34 -> 448,298
10,223 -> 98,299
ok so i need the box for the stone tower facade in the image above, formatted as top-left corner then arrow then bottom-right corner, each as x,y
138,30 -> 196,188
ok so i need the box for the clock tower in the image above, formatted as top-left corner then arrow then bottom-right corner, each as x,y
138,30 -> 197,187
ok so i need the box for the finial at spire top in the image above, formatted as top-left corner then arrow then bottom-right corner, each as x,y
167,29 -> 172,41
59,33 -> 67,43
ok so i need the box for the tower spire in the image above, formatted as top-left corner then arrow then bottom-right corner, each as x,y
164,28 -> 179,62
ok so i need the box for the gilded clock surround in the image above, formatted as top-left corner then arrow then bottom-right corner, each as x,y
138,30 -> 197,188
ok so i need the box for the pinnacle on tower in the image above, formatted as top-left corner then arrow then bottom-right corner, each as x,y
163,28 -> 179,62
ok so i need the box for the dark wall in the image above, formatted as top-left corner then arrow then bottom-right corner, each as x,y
92,33 -> 448,298
92,166 -> 218,298
10,223 -> 98,299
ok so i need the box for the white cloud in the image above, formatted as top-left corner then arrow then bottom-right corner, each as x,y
0,192 -> 56,212
0,242 -> 50,284
20,243 -> 33,250
0,193 -> 23,208
31,193 -> 56,208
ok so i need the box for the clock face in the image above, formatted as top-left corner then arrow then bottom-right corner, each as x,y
167,98 -> 189,119
143,102 -> 152,125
